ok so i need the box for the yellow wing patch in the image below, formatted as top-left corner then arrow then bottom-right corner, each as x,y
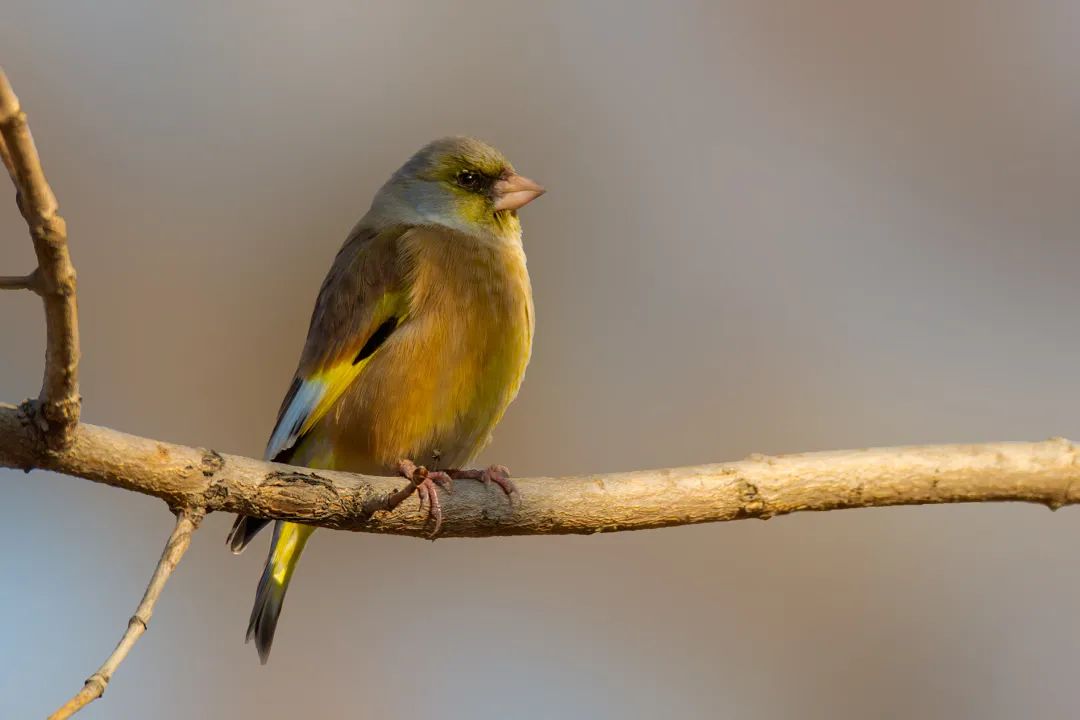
265,290 -> 408,462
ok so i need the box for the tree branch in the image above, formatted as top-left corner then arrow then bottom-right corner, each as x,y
0,68 -> 80,450
2,403 -> 1078,537
0,270 -> 38,290
47,510 -> 201,720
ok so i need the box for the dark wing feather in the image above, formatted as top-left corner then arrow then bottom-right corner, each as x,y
226,224 -> 411,553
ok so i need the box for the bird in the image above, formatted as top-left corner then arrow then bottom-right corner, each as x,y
227,136 -> 543,663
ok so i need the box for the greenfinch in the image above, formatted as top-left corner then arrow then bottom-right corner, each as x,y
228,137 -> 543,663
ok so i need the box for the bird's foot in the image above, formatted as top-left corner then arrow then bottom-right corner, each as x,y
392,459 -> 453,537
444,464 -> 518,504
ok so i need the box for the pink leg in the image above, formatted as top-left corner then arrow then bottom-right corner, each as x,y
391,460 -> 454,537
445,464 -> 518,503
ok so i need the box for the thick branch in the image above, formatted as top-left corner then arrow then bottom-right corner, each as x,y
48,510 -> 200,720
2,404 -> 1078,537
0,68 -> 80,448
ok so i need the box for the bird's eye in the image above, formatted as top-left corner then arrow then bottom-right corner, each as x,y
456,170 -> 483,190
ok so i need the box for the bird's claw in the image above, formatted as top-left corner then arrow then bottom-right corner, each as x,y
394,460 -> 453,537
416,470 -> 453,509
391,460 -> 517,538
446,463 -> 518,504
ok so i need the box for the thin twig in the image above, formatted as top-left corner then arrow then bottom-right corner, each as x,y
0,67 -> 80,449
48,510 -> 201,720
0,270 -> 38,291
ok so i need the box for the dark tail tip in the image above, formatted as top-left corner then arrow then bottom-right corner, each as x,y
246,558 -> 288,664
228,515 -> 271,554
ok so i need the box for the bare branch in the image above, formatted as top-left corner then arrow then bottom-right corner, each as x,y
0,67 -> 80,449
1,404 -> 1078,537
0,269 -> 39,290
47,510 -> 200,720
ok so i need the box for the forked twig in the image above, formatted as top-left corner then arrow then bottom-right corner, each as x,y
48,511 -> 202,720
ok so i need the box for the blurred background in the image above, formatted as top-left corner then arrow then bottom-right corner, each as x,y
3,1 -> 1080,718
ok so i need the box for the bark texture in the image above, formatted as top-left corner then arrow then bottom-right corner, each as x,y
3,404 -> 1078,537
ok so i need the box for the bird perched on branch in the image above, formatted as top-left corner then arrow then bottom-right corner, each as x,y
227,137 -> 543,663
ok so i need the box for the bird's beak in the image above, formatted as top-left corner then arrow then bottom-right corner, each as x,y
492,173 -> 546,212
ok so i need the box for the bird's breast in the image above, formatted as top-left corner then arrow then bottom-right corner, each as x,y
329,229 -> 533,472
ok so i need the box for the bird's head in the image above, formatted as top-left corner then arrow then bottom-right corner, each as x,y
369,137 -> 545,241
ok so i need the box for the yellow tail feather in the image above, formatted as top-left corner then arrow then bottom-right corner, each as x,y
246,521 -> 315,663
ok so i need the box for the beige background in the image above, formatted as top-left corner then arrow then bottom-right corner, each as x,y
3,1 -> 1080,718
